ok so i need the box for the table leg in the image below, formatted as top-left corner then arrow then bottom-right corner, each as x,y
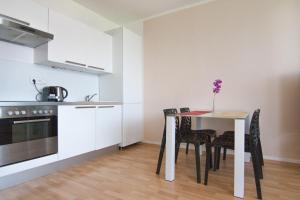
234,119 -> 245,198
165,116 -> 176,181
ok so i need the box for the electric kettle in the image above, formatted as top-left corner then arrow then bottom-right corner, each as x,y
42,86 -> 68,102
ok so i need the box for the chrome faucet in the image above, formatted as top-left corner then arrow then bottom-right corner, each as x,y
85,93 -> 98,102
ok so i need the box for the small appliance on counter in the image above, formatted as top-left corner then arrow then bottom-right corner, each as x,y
41,86 -> 68,102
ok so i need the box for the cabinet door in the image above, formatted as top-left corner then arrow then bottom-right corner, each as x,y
48,10 -> 88,68
122,103 -> 143,147
123,28 -> 143,103
86,28 -> 112,73
95,105 -> 122,149
0,0 -> 48,32
58,106 -> 96,160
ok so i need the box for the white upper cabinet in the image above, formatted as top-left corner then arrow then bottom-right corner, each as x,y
47,9 -> 88,69
0,0 -> 48,32
34,9 -> 113,74
86,27 -> 113,73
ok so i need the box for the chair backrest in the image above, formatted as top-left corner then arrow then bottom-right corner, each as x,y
179,107 -> 192,137
249,109 -> 261,147
163,108 -> 180,137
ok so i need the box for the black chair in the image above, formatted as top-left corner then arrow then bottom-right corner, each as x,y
179,107 -> 216,169
156,108 -> 180,175
222,123 -> 264,167
213,109 -> 263,199
156,108 -> 211,184
176,110 -> 212,184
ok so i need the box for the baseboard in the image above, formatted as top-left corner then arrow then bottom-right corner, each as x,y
143,140 -> 195,149
263,155 -> 300,164
143,140 -> 161,145
142,141 -> 300,164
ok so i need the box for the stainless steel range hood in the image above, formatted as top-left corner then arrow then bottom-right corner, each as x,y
0,14 -> 53,48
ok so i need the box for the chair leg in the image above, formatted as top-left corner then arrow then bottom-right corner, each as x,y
209,148 -> 213,169
251,149 -> 263,199
214,146 -> 218,171
257,148 -> 263,180
175,141 -> 181,163
156,133 -> 166,175
186,143 -> 189,154
259,164 -> 263,180
195,144 -> 201,183
204,143 -> 211,185
208,136 -> 213,168
217,147 -> 221,169
223,148 -> 227,160
258,138 -> 264,166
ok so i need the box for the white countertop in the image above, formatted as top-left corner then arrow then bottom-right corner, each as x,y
0,101 -> 122,107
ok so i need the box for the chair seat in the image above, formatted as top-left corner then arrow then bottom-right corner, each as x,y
223,131 -> 251,140
223,130 -> 234,136
180,131 -> 208,145
192,129 -> 216,138
212,134 -> 251,152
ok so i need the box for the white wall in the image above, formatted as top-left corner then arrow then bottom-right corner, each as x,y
0,42 -> 99,102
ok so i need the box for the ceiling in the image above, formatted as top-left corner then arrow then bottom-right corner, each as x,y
74,0 -> 211,25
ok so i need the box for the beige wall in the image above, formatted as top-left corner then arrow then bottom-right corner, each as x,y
144,0 -> 300,161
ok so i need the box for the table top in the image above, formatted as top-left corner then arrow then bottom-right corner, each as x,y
174,111 -> 249,119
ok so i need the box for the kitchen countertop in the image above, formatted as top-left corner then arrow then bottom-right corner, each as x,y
0,101 -> 122,107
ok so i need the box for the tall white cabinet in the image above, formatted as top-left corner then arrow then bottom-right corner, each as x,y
100,27 -> 144,147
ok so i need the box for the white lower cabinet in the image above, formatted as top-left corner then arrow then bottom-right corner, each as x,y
58,105 -> 122,160
58,106 -> 96,160
121,103 -> 143,147
95,105 -> 122,149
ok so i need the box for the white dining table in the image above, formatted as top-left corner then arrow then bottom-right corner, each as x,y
165,111 -> 249,199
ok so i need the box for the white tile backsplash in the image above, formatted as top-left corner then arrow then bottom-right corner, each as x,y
0,42 -> 99,102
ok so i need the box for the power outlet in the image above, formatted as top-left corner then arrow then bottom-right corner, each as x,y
29,76 -> 47,86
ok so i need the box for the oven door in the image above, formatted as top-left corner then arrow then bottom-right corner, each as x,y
0,116 -> 58,166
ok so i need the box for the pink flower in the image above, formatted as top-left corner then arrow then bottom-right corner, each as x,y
213,79 -> 222,94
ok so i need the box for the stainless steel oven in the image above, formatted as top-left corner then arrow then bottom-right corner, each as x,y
0,105 -> 57,167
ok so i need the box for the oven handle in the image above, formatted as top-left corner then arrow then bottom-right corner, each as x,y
13,118 -> 51,124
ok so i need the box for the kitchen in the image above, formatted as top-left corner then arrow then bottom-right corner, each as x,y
0,0 -> 300,200
0,0 -> 143,190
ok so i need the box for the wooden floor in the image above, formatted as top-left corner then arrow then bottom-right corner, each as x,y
0,143 -> 300,200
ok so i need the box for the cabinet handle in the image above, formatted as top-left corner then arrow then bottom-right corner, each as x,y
65,60 -> 86,67
75,106 -> 96,109
0,13 -> 30,26
88,66 -> 104,71
97,106 -> 114,108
